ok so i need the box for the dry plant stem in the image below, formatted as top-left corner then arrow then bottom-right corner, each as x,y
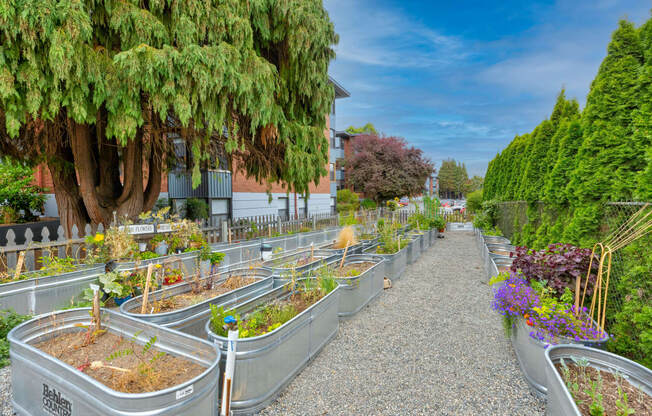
13,251 -> 25,281
92,290 -> 101,331
140,263 -> 154,314
339,240 -> 350,270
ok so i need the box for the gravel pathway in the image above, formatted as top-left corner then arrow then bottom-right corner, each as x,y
0,231 -> 544,415
261,231 -> 545,415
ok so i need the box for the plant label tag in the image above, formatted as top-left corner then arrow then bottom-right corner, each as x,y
176,384 -> 193,400
89,284 -> 100,292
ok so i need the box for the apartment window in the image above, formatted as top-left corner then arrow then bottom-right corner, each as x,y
277,197 -> 289,220
334,137 -> 341,149
329,163 -> 335,181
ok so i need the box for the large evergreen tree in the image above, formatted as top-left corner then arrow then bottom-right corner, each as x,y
0,0 -> 337,233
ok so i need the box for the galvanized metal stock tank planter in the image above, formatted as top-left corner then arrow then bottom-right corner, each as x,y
511,316 -> 609,398
317,241 -> 364,256
362,244 -> 407,280
0,264 -> 105,315
113,250 -> 201,275
544,345 -> 652,416
210,240 -> 263,268
406,235 -> 420,265
324,254 -> 386,317
205,280 -> 341,415
120,268 -> 274,339
261,249 -> 339,277
8,308 -> 221,416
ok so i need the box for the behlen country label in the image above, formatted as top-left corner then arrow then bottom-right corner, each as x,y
42,383 -> 72,416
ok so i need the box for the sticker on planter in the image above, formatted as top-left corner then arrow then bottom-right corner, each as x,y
176,384 -> 194,400
42,383 -> 72,416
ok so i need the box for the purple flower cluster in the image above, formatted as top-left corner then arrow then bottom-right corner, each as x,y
492,273 -> 606,346
492,273 -> 540,318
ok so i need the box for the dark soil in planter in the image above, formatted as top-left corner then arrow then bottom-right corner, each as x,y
334,262 -> 376,277
132,275 -> 257,314
35,331 -> 205,393
555,363 -> 652,415
281,256 -> 325,268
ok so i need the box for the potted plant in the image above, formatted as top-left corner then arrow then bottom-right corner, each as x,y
199,246 -> 225,278
432,216 -> 446,233
205,273 -> 340,414
8,308 -> 221,415
149,234 -> 168,255
163,268 -> 184,286
545,345 -> 652,415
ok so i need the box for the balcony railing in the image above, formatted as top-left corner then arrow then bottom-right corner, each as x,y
168,170 -> 232,199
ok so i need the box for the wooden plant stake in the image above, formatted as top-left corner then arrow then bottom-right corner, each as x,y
268,224 -> 271,238
310,243 -> 314,261
140,263 -> 155,314
13,252 -> 25,281
339,240 -> 350,270
92,287 -> 101,331
228,228 -> 232,244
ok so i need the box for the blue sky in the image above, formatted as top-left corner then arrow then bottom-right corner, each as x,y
324,0 -> 651,176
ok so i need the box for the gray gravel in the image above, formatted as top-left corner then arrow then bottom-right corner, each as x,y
0,231 -> 544,415
261,231 -> 545,415
0,367 -> 12,416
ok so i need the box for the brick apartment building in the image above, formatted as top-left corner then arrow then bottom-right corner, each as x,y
34,77 -> 351,224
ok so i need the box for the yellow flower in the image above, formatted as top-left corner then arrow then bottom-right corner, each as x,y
155,264 -> 162,269
93,233 -> 104,242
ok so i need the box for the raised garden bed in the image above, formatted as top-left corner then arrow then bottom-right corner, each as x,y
362,243 -> 407,280
112,250 -> 200,275
511,316 -> 609,398
8,308 -> 221,415
406,235 -> 421,265
318,241 -> 364,255
0,264 -> 105,315
205,278 -> 340,415
120,268 -> 274,338
545,345 -> 652,415
325,255 -> 385,317
260,249 -> 338,276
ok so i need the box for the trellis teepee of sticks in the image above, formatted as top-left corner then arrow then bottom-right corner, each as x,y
574,203 -> 652,334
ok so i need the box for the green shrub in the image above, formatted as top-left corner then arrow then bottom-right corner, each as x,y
360,198 -> 377,210
0,158 -> 46,223
336,189 -> 360,213
185,198 -> 209,220
0,309 -> 31,367
466,189 -> 483,213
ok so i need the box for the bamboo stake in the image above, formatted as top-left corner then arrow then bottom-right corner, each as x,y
92,288 -> 101,330
228,228 -> 232,244
13,252 -> 25,281
310,243 -> 314,261
140,264 -> 154,314
600,251 -> 612,331
339,240 -> 350,270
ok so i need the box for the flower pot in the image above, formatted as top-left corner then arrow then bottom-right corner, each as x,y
438,227 -> 445,233
544,344 -> 652,416
362,244 -> 407,280
325,254 -> 385,317
120,268 -> 274,339
199,259 -> 211,278
205,280 -> 341,415
0,264 -> 105,315
154,241 -> 168,256
112,294 -> 132,306
511,316 -> 609,398
8,308 -> 221,416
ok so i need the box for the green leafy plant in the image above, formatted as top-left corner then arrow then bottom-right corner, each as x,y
431,216 -> 446,230
0,157 -> 46,223
135,251 -> 160,261
336,189 -> 360,214
185,198 -> 209,220
360,198 -> 377,210
0,309 -> 31,367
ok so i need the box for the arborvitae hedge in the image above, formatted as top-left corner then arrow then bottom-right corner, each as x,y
484,17 -> 652,248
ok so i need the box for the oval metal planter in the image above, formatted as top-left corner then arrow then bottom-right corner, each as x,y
261,249 -> 339,277
486,243 -> 516,258
317,241 -> 364,256
0,264 -> 105,315
261,234 -> 298,253
113,250 -> 200,275
544,344 -> 652,416
324,254 -> 386,317
362,244 -> 407,280
297,230 -> 328,248
8,308 -> 221,416
205,280 -> 341,415
482,235 -> 511,245
511,316 -> 609,398
120,268 -> 274,339
406,236 -> 421,265
409,232 -> 427,254
210,240 -> 263,269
